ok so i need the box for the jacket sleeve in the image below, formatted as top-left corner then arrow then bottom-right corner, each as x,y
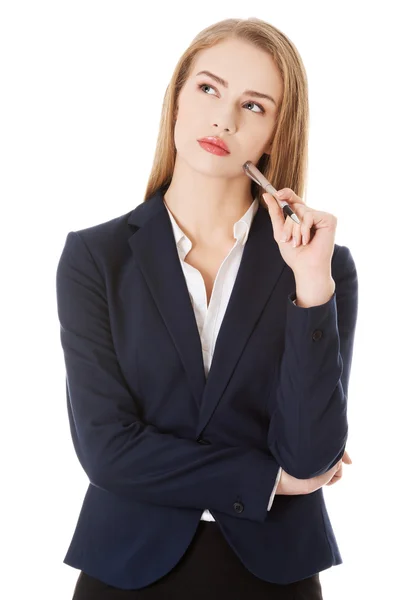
267,245 -> 358,479
56,231 -> 282,523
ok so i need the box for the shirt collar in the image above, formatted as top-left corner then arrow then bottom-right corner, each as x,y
164,198 -> 259,249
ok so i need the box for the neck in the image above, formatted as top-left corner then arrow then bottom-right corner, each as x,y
163,157 -> 254,248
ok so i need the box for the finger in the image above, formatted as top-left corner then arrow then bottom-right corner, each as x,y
326,473 -> 342,486
262,193 -> 286,240
278,192 -> 305,229
300,210 -> 314,245
284,201 -> 306,230
332,470 -> 342,482
342,450 -> 352,464
282,214 -> 294,242
282,204 -> 306,243
327,465 -> 343,485
291,222 -> 302,247
276,188 -> 306,205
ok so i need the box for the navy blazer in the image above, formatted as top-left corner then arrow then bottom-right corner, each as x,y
56,184 -> 358,589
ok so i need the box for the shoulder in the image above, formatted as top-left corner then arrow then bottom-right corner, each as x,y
331,242 -> 358,310
73,208 -> 134,245
332,242 -> 357,278
59,205 -> 141,277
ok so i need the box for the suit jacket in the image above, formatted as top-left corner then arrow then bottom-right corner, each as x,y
56,184 -> 358,589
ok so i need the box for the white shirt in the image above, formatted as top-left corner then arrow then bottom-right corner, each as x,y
164,198 -> 282,521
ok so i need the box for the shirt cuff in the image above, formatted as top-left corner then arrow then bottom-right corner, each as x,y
267,466 -> 282,511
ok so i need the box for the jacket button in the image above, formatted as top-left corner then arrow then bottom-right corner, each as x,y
197,436 -> 211,445
233,501 -> 244,513
312,329 -> 323,341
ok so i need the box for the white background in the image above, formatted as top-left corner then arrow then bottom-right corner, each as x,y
1,1 -> 399,598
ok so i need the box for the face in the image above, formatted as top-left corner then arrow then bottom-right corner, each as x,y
173,38 -> 283,180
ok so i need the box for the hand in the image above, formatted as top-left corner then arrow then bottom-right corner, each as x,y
276,450 -> 352,495
276,462 -> 340,496
262,189 -> 337,276
325,450 -> 352,487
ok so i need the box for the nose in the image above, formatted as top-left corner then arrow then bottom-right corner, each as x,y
212,123 -> 237,137
212,113 -> 237,135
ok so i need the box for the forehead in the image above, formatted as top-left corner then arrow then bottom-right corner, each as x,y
190,39 -> 283,98
193,38 -> 268,63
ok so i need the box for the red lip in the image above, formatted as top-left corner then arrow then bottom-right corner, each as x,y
197,136 -> 230,153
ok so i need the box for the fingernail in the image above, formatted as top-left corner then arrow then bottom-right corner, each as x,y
280,234 -> 287,242
277,190 -> 284,197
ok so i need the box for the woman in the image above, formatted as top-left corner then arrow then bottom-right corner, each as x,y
56,17 -> 358,599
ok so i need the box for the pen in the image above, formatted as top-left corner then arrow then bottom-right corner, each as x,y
242,161 -> 301,225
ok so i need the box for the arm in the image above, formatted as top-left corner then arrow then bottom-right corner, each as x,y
56,231 -> 281,523
267,245 -> 358,479
266,297 -> 297,510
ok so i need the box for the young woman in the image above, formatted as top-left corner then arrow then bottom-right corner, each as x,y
56,17 -> 358,599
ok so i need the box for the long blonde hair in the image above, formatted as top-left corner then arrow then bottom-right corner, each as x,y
143,17 -> 309,207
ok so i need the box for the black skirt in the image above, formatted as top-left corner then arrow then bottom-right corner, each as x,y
72,521 -> 323,599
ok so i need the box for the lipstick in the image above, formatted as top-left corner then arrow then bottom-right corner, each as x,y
197,136 -> 230,156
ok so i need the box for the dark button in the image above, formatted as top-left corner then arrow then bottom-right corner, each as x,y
312,329 -> 323,341
197,436 -> 211,445
233,501 -> 244,513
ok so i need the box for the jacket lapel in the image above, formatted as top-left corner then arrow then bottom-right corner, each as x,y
127,186 -> 287,427
128,187 -> 206,408
196,200 -> 286,435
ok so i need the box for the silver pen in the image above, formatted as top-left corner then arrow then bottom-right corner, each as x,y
243,161 -> 301,225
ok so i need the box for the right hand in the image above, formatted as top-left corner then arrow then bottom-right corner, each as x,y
276,451 -> 352,495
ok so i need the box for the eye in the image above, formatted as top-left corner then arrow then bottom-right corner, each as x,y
197,83 -> 265,114
243,101 -> 265,114
198,83 -> 217,96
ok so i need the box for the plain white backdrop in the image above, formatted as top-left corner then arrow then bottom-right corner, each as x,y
1,1 -> 399,598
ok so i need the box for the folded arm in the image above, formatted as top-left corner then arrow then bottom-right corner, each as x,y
56,231 -> 282,522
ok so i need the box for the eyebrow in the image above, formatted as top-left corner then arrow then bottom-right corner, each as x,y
195,70 -> 277,107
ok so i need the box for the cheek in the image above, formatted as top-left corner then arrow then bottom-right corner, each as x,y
174,103 -> 203,149
173,117 -> 194,152
245,125 -> 272,155
176,88 -> 201,120
176,100 -> 201,131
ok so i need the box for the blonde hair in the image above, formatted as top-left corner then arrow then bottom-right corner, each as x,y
143,17 -> 309,207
